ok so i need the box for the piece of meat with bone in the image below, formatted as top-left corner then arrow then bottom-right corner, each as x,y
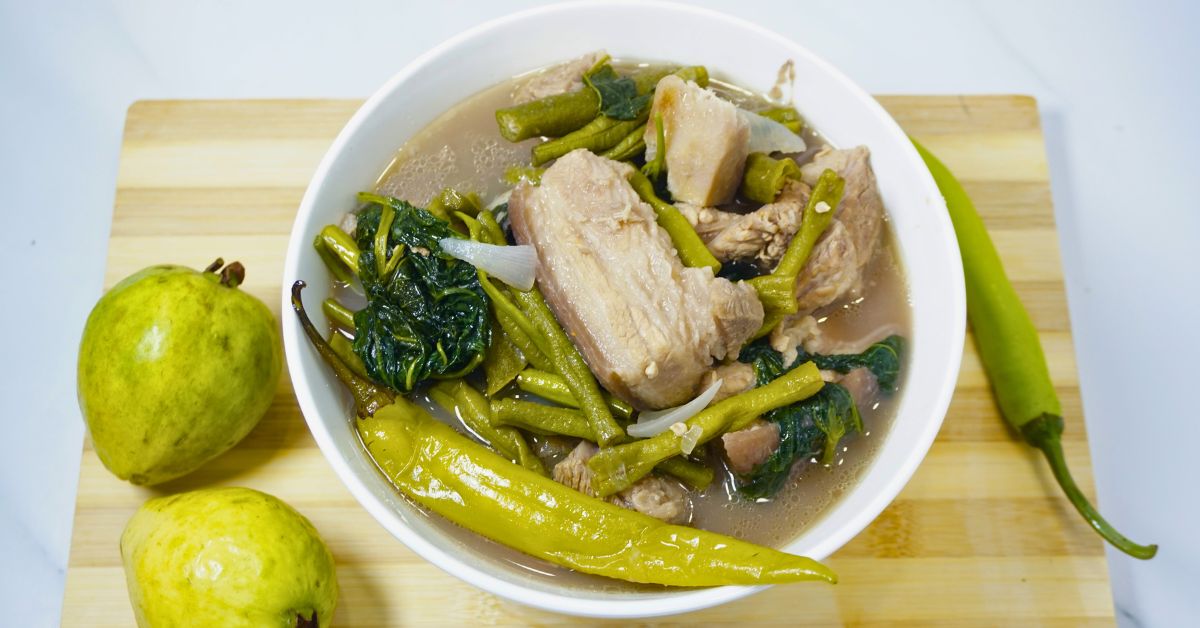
553,441 -> 692,524
721,419 -> 781,476
700,361 -> 756,404
643,75 -> 749,206
680,180 -> 812,267
793,146 -> 885,311
509,149 -> 763,410
511,50 -> 607,104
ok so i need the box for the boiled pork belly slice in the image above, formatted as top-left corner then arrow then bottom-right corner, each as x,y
508,149 -> 763,410
643,74 -> 749,206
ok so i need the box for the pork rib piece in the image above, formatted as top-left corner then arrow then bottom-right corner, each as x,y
509,149 -> 763,410
511,50 -> 606,104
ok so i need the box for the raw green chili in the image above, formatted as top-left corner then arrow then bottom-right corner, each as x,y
913,138 -> 1156,560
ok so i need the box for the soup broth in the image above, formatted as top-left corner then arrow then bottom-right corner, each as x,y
350,60 -> 911,589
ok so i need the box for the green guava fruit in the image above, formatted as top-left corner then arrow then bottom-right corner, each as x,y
77,259 -> 281,485
121,487 -> 338,627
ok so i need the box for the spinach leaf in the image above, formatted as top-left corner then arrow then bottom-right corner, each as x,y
351,194 -> 490,392
734,336 -> 903,499
584,65 -> 652,121
799,335 -> 905,392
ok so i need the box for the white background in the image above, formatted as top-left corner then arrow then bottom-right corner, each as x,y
2,1 -> 1197,625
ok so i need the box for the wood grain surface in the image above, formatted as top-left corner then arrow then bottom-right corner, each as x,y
61,96 -> 1113,626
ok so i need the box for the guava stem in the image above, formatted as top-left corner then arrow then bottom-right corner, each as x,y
204,258 -> 225,273
220,262 -> 245,288
295,611 -> 318,628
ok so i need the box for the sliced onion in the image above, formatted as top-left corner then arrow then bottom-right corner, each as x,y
438,237 -> 537,291
626,378 -> 723,438
740,109 -> 807,155
680,425 -> 703,455
486,189 -> 512,211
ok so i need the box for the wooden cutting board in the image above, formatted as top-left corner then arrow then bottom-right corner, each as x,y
61,96 -> 1113,626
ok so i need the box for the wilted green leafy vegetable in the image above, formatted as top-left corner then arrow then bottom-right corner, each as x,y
584,65 -> 652,121
350,193 -> 490,392
735,337 -> 903,499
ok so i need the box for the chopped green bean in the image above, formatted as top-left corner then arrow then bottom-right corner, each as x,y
515,368 -> 634,420
658,457 -> 714,491
510,288 -> 624,447
758,106 -> 804,134
504,165 -> 545,186
741,152 -> 802,204
429,380 -> 545,475
749,168 -> 845,337
491,398 -> 594,440
482,317 -> 526,396
531,111 -> 649,166
600,123 -> 647,161
588,361 -> 824,496
495,67 -> 686,143
313,224 -> 359,282
626,169 -> 721,272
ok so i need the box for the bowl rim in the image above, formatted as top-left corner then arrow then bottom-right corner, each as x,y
282,0 -> 964,618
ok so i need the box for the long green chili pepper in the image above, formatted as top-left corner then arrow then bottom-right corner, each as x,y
600,122 -> 647,161
741,152 -> 802,204
296,281 -> 831,586
626,169 -> 722,272
429,380 -> 545,476
588,361 -> 824,496
531,112 -> 649,166
321,298 -> 356,332
359,400 -> 834,586
749,168 -> 845,337
491,397 -> 594,440
515,368 -> 634,420
913,139 -> 1157,560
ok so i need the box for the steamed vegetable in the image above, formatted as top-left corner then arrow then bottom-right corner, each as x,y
491,398 -> 594,440
349,194 -> 490,392
495,66 -> 698,143
481,318 -> 526,396
750,168 -> 845,336
628,378 -> 724,438
741,152 -> 802,204
583,64 -> 653,121
429,380 -> 545,475
627,169 -> 721,272
469,210 -> 625,447
734,337 -> 903,498
587,361 -> 825,496
742,109 -> 807,155
800,335 -> 905,392
531,112 -> 649,166
515,368 -> 634,420
914,138 -> 1157,560
758,106 -> 804,134
321,298 -> 356,332
599,123 -> 647,161
294,282 -> 835,587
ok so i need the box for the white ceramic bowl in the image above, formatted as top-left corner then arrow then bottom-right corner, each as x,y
282,0 -> 964,618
